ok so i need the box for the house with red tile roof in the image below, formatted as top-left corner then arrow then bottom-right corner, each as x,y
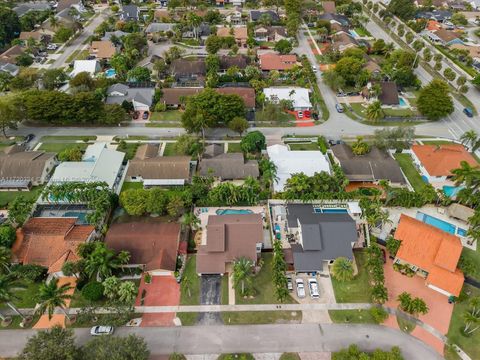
259,53 -> 297,72
12,218 -> 95,278
393,214 -> 464,297
410,144 -> 478,184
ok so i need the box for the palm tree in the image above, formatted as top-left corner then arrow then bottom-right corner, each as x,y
460,130 -> 478,150
84,243 -> 130,281
469,297 -> 480,316
36,278 -> 73,320
48,15 -> 59,30
366,101 -> 384,122
117,281 -> 137,304
411,297 -> 429,315
451,161 -> 480,191
0,247 -> 12,274
331,257 -> 354,282
233,257 -> 253,296
181,212 -> 200,231
187,13 -> 202,39
0,274 -> 26,320
462,310 -> 480,334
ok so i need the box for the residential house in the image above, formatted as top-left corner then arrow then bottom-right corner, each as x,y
266,144 -> 330,192
12,218 -> 95,278
322,1 -> 337,14
450,43 -> 480,61
199,153 -> 259,181
217,87 -> 256,109
105,83 -> 155,112
170,59 -> 206,86
426,28 -> 464,46
56,0 -> 85,13
0,145 -> 56,191
145,23 -> 176,40
89,40 -> 117,60
250,10 -> 280,23
217,26 -> 248,48
394,214 -> 464,297
47,143 -> 125,194
226,9 -> 243,25
263,87 -> 312,111
102,30 -> 128,42
318,13 -> 351,27
120,4 -> 139,21
13,2 -> 52,17
331,144 -> 406,187
416,10 -> 452,23
71,59 -> 101,77
105,222 -> 181,276
126,144 -> 192,186
219,55 -> 249,73
330,31 -> 358,53
196,214 -> 263,275
182,24 -> 211,40
466,0 -> 480,10
414,0 -> 446,7
216,0 -> 245,6
378,81 -> 400,106
0,45 -> 25,64
0,61 -> 19,76
18,31 -> 46,44
254,26 -> 288,43
259,53 -> 297,72
410,144 -> 478,184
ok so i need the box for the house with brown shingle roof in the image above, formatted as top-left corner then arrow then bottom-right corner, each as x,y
219,55 -> 249,73
0,45 -> 25,64
126,144 -> 192,186
199,153 -> 259,181
259,53 -> 297,71
197,214 -> 262,274
253,26 -> 288,43
12,218 -> 95,277
330,31 -> 358,53
322,1 -> 336,14
19,31 -> 45,43
217,26 -> 248,47
105,222 -> 181,275
89,40 -> 117,60
394,214 -> 464,297
411,144 -> 478,184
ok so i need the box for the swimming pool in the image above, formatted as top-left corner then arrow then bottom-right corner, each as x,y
105,68 -> 116,78
63,211 -> 88,224
313,208 -> 348,214
216,209 -> 253,215
416,212 -> 467,237
443,185 -> 464,198
398,98 -> 407,107
349,29 -> 360,38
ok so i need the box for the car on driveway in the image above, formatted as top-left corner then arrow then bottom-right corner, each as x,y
308,278 -> 319,299
335,104 -> 344,113
47,44 -> 57,50
142,112 -> 149,120
287,275 -> 293,292
24,134 -> 35,143
90,326 -> 114,336
296,278 -> 305,298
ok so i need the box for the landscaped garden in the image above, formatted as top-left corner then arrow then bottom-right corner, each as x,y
331,251 -> 371,303
394,153 -> 426,192
177,255 -> 200,326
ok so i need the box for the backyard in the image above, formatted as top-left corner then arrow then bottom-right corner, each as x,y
0,185 -> 44,208
394,153 -> 426,192
331,250 -> 371,303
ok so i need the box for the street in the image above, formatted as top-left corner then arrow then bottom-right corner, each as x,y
0,324 -> 443,359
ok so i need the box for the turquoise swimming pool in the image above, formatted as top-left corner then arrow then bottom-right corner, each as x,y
216,209 -> 253,215
64,211 -> 88,224
416,212 -> 467,237
399,98 -> 407,106
314,208 -> 348,214
105,68 -> 116,78
443,185 -> 463,198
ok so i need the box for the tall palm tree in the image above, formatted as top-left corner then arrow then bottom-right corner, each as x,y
366,101 -> 384,122
233,257 -> 253,296
0,274 -> 26,320
48,15 -> 59,30
451,161 -> 480,191
84,243 -> 130,281
462,310 -> 480,334
36,278 -> 73,320
187,13 -> 202,39
460,130 -> 478,150
469,297 -> 480,316
181,212 -> 200,230
331,257 -> 354,282
0,247 -> 12,274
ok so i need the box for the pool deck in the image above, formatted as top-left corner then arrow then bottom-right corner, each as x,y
193,206 -> 267,246
374,205 -> 476,250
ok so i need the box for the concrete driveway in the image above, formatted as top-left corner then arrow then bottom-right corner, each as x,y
198,275 -> 223,325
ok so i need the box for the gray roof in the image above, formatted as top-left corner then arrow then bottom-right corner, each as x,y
250,10 -> 280,22
0,62 -> 19,76
199,153 -> 259,180
331,144 -> 406,184
286,204 -> 357,272
102,30 -> 128,41
13,2 -> 51,17
121,4 -> 138,20
106,84 -> 154,107
145,23 -> 176,33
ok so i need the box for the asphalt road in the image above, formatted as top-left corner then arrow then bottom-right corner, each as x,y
0,324 -> 444,359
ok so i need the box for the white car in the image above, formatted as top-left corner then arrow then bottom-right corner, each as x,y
296,278 -> 305,298
308,278 -> 320,299
312,65 -> 318,73
90,325 -> 114,336
46,44 -> 57,50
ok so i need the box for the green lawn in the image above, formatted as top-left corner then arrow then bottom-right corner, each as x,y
255,111 -> 295,122
354,27 -> 371,37
38,143 -> 88,153
0,315 -> 40,330
150,110 -> 183,122
394,153 -> 426,192
235,253 -> 297,305
11,281 -> 42,308
40,136 -> 96,142
0,185 -> 44,208
222,275 -> 229,305
287,143 -> 319,151
116,142 -> 140,160
331,250 -> 371,303
461,247 -> 480,282
180,255 -> 200,306
382,107 -> 416,117
120,182 -> 143,193
446,285 -> 480,360
65,49 -> 89,63
421,140 -> 456,145
227,142 -> 242,153
328,309 -> 376,324
350,103 -> 367,118
280,353 -> 301,360
163,143 -> 183,156
69,288 -> 107,308
222,311 -> 301,325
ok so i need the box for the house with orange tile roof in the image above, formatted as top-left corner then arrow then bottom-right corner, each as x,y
12,218 -> 95,279
89,40 -> 117,60
410,144 -> 478,184
259,53 -> 297,72
394,214 -> 464,297
217,26 -> 248,47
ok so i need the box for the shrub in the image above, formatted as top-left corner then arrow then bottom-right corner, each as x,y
0,225 -> 16,248
82,281 -> 105,301
317,136 -> 328,154
369,307 -> 389,324
155,102 -> 166,112
11,264 -> 47,282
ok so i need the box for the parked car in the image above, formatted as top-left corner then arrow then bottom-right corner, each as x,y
464,107 -> 473,118
335,104 -> 344,113
312,65 -> 318,73
47,44 -> 57,50
312,113 -> 319,120
142,112 -> 149,120
308,278 -> 319,299
296,278 -> 305,298
298,111 -> 303,119
304,110 -> 311,118
24,134 -> 35,143
133,111 -> 140,120
287,275 -> 293,292
90,326 -> 114,336
86,55 -> 96,60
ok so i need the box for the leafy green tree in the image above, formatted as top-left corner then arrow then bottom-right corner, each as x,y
205,35 -> 223,54
331,257 -> 354,282
120,189 -> 148,216
83,242 -> 130,280
0,93 -> 22,137
451,13 -> 468,25
417,79 -> 454,120
82,334 -> 149,360
167,194 -> 184,218
0,8 -> 21,49
351,136 -> 370,155
205,54 -> 220,73
127,67 -> 151,82
334,56 -> 365,86
387,0 -> 416,20
8,196 -> 34,226
233,257 -> 254,296
102,276 -> 120,299
117,281 -> 137,303
369,307 -> 389,324
240,131 -> 266,153
16,52 -> 34,67
69,71 -> 95,91
17,327 -> 80,360
443,68 -> 456,82
146,188 -> 169,215
0,247 -> 12,274
274,39 -> 293,54
61,261 -> 83,279
42,68 -> 67,90
58,146 -> 83,162
54,26 -> 74,42
228,117 -> 249,136
405,32 -> 414,44
36,278 -> 73,320
423,47 -> 432,62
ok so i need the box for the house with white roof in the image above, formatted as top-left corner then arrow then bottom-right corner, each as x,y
47,143 -> 125,195
263,87 -> 312,111
71,60 -> 101,77
266,144 -> 331,192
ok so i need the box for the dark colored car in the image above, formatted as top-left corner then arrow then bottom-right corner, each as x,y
142,112 -> 149,120
381,248 -> 387,264
24,134 -> 35,143
464,108 -> 474,118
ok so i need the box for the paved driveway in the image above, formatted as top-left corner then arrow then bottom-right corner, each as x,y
198,275 -> 223,325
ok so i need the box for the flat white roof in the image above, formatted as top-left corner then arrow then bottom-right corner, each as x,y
267,144 -> 331,192
71,60 -> 99,77
263,87 -> 312,109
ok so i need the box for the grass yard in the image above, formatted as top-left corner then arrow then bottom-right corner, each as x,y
287,143 -> 319,151
65,49 -> 89,64
150,110 -> 183,122
421,140 -> 456,145
69,288 -> 107,308
280,354 -> 301,360
0,185 -> 44,208
445,285 -> 480,360
354,27 -> 371,37
117,141 -> 140,160
227,142 -> 242,153
382,107 -> 416,117
38,142 -> 88,153
331,250 -> 371,303
222,311 -> 301,325
236,253 -> 297,305
40,136 -> 96,142
11,281 -> 42,308
461,247 -> 480,282
255,111 -> 295,122
350,103 -> 367,118
222,275 -> 229,305
120,182 -> 143,193
0,315 -> 40,330
163,142 -> 182,156
328,309 -> 376,324
180,256 -> 200,306
176,312 -> 198,326
394,153 -> 426,192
